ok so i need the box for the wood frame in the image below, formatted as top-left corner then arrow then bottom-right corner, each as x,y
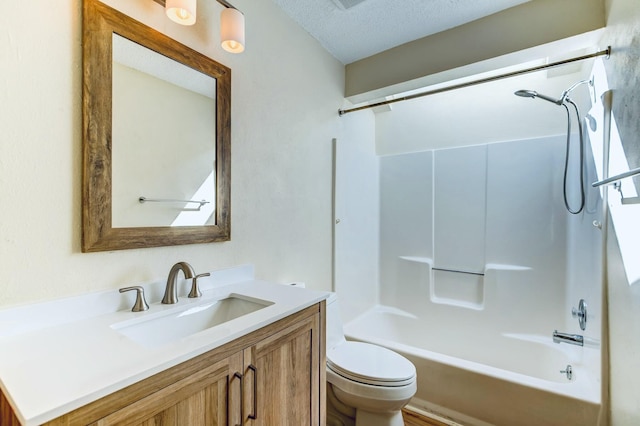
82,0 -> 231,252
43,303 -> 324,425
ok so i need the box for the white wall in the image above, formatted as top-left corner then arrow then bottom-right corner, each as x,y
599,0 -> 640,423
375,68 -> 592,155
377,136 -> 595,338
0,0 -> 367,308
334,110 -> 379,322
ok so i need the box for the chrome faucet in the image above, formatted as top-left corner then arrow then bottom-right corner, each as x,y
553,330 -> 584,346
162,262 -> 196,304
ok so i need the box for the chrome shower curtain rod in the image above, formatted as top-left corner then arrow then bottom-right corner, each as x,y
338,46 -> 611,116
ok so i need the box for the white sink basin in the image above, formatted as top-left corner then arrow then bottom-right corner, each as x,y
112,294 -> 273,348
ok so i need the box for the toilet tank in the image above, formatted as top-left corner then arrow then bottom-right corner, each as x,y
326,292 -> 347,351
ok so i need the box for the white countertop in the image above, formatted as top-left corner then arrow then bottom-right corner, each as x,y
0,265 -> 328,425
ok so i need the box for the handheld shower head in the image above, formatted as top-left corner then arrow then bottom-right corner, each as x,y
514,89 -> 537,98
514,89 -> 563,105
514,79 -> 590,215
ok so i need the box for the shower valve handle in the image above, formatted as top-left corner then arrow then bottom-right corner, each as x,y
571,299 -> 587,331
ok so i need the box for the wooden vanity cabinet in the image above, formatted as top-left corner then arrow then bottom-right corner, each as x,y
242,312 -> 321,426
44,302 -> 325,426
85,352 -> 243,426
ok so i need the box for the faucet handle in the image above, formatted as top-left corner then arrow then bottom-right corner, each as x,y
119,286 -> 150,312
571,299 -> 588,331
188,273 -> 211,298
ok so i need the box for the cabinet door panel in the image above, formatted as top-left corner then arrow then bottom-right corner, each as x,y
243,314 -> 320,426
93,352 -> 242,426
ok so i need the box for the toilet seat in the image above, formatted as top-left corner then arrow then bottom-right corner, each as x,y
327,341 -> 416,387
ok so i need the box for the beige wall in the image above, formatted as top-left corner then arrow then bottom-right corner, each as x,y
600,0 -> 640,424
345,0 -> 606,103
2,0 -> 639,423
111,62 -> 216,228
0,0 -> 361,308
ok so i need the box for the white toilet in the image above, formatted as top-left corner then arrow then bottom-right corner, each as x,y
326,293 -> 417,426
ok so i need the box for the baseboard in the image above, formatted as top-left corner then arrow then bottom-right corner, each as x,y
406,397 -> 494,426
404,405 -> 462,426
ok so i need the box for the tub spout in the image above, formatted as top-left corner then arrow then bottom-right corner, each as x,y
553,330 -> 584,346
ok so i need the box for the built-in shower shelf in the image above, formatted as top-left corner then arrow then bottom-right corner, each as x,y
432,267 -> 484,276
430,296 -> 484,310
399,256 -> 433,264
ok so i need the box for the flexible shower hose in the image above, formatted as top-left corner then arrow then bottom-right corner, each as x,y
561,99 -> 586,215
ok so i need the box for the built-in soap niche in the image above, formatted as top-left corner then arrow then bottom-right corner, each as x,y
396,256 -> 484,311
431,269 -> 484,310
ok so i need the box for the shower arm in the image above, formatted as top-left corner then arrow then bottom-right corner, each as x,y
559,79 -> 593,104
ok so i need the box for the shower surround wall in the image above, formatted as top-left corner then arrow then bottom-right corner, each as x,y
381,136 -> 569,333
354,134 -> 604,424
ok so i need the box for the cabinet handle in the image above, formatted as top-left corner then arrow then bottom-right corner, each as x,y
248,364 -> 257,420
234,372 -> 243,426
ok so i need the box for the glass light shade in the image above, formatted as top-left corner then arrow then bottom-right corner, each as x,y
220,8 -> 245,53
166,0 -> 197,26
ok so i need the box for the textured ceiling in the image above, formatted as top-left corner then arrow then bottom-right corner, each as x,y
271,0 -> 533,64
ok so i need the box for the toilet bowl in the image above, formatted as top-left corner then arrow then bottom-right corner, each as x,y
326,293 -> 417,426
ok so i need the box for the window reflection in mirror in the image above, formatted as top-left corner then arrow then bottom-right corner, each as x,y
111,34 -> 217,228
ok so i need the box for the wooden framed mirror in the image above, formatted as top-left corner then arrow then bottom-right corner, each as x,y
82,0 -> 231,252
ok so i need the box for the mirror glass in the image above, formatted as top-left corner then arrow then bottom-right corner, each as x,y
111,34 -> 216,228
82,0 -> 231,252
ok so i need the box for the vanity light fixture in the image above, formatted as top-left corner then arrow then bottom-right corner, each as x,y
166,0 -> 197,26
219,4 -> 245,53
163,0 -> 245,54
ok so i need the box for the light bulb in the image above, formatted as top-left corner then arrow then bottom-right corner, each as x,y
177,8 -> 189,20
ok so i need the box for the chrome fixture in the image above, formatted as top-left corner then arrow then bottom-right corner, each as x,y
188,272 -> 211,298
338,47 -> 611,116
553,330 -> 584,346
162,262 -> 196,304
514,89 -> 563,105
592,166 -> 640,187
139,196 -> 210,211
514,79 -> 593,105
514,79 -> 594,215
119,286 -> 150,312
560,364 -> 573,380
572,299 -> 588,331
592,166 -> 640,205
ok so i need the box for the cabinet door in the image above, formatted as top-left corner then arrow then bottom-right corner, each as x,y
90,352 -> 243,426
1,389 -> 21,426
243,313 -> 320,426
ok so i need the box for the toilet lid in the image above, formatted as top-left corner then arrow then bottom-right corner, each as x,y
327,342 -> 416,386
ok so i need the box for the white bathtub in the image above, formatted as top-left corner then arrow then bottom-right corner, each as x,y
344,306 -> 602,426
